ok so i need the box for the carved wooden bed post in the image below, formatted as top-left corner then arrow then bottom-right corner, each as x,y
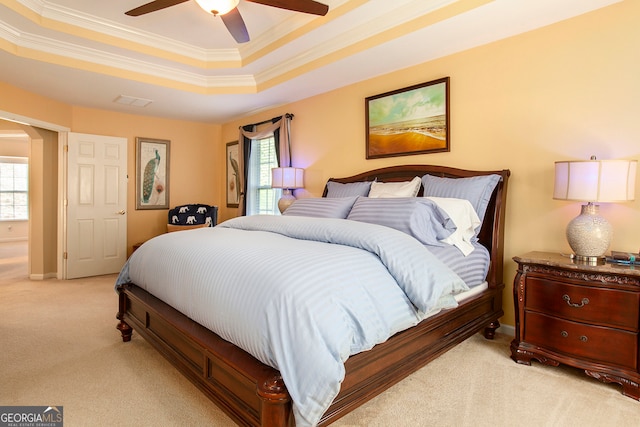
484,321 -> 500,339
116,290 -> 133,342
258,376 -> 292,427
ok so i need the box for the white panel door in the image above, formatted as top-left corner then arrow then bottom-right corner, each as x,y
66,133 -> 127,279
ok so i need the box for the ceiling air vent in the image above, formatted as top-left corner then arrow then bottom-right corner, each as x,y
114,95 -> 153,108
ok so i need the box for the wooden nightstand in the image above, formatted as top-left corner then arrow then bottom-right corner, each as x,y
511,251 -> 640,400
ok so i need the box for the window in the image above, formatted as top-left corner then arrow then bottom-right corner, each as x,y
0,157 -> 28,220
246,136 -> 280,215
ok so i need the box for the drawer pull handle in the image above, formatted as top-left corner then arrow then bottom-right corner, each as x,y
580,335 -> 588,342
563,294 -> 589,308
561,331 -> 568,338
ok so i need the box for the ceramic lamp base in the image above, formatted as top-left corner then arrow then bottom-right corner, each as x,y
566,203 -> 612,261
277,189 -> 296,213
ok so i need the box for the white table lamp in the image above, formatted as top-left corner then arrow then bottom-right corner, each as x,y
271,167 -> 304,213
553,156 -> 637,263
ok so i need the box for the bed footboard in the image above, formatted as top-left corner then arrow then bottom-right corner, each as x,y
117,281 -> 503,427
117,284 -> 293,427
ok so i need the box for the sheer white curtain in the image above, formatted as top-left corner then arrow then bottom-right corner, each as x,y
245,136 -> 280,215
237,114 -> 292,215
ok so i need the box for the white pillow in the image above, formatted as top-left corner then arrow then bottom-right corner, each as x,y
368,176 -> 421,198
425,197 -> 481,256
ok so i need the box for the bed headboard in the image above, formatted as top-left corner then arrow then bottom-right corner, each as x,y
322,164 -> 510,288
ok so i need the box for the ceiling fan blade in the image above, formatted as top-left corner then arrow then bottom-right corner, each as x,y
125,0 -> 190,16
221,8 -> 250,43
248,0 -> 329,16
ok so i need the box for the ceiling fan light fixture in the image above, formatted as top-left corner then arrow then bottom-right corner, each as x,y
195,0 -> 239,15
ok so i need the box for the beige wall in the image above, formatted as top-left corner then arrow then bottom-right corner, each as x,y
0,136 -> 29,241
0,81 -> 72,128
222,1 -> 640,326
26,126 -> 58,278
0,123 -> 58,276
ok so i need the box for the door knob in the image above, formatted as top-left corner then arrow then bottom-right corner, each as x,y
117,210 -> 126,215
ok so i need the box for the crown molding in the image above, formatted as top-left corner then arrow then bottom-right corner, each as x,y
254,0 -> 479,87
13,0 -> 352,64
1,0 -> 494,93
0,20 -> 256,90
14,0 -> 241,62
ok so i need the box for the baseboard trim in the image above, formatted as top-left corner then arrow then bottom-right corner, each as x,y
29,273 -> 57,281
497,323 -> 514,337
0,237 -> 28,243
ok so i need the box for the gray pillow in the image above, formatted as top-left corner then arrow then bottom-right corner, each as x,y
325,181 -> 372,198
283,197 -> 357,219
421,174 -> 501,223
346,197 -> 455,246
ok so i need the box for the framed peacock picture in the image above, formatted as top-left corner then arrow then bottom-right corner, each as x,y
136,137 -> 170,210
226,141 -> 240,208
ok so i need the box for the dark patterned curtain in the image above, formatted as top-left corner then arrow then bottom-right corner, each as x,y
237,114 -> 293,215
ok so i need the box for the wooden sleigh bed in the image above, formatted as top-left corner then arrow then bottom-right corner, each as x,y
116,164 -> 510,426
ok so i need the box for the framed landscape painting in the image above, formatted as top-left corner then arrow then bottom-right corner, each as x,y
366,77 -> 449,159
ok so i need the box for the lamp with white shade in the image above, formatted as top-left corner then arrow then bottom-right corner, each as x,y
271,167 -> 304,213
553,156 -> 637,263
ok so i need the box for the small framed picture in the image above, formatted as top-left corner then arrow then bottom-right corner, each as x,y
136,137 -> 170,210
226,141 -> 240,208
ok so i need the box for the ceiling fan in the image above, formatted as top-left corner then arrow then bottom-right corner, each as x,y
125,0 -> 329,44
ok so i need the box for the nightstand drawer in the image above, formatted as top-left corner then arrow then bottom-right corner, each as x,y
524,311 -> 638,370
526,277 -> 640,331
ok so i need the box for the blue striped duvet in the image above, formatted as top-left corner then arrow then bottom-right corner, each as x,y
116,215 -> 468,426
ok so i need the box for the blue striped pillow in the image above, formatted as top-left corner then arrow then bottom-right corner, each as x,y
421,174 -> 501,223
283,197 -> 357,219
346,197 -> 455,246
325,181 -> 372,198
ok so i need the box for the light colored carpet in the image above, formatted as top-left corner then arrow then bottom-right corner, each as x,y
1,272 -> 637,426
0,241 -> 28,282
